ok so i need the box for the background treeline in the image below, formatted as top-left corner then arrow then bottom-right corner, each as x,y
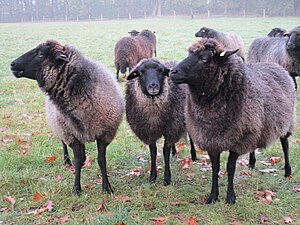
1,0 -> 300,23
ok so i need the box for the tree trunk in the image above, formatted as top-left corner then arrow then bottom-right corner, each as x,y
152,0 -> 161,16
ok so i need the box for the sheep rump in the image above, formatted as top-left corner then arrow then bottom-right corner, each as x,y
114,29 -> 156,79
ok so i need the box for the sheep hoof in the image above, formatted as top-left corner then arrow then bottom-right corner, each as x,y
206,196 -> 218,204
284,166 -> 292,177
226,196 -> 236,205
72,186 -> 81,196
102,184 -> 114,194
149,175 -> 157,184
164,179 -> 171,186
248,164 -> 255,169
64,158 -> 72,166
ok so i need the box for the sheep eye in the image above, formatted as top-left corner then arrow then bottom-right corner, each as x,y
38,53 -> 44,58
200,58 -> 210,63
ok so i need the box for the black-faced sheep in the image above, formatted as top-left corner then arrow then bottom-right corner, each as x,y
247,27 -> 300,89
195,26 -> 245,61
267,27 -> 287,37
125,58 -> 195,185
10,40 -> 124,195
170,38 -> 296,204
114,29 -> 157,80
128,29 -> 140,36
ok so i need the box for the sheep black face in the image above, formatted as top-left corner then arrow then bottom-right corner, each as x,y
195,27 -> 209,38
128,29 -> 140,36
127,59 -> 170,96
285,28 -> 300,51
171,47 -> 238,87
10,42 -> 69,81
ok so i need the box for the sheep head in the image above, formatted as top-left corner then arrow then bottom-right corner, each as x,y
127,59 -> 170,96
195,27 -> 210,38
284,27 -> 300,52
128,30 -> 140,36
170,38 -> 238,86
10,40 -> 69,80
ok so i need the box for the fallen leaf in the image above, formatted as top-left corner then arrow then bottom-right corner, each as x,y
196,149 -> 206,154
92,178 -> 102,184
259,215 -> 270,224
293,187 -> 300,192
2,137 -> 13,143
65,165 -> 75,173
170,201 -> 184,206
0,207 -> 8,212
3,195 -> 16,205
149,216 -> 170,225
85,184 -> 94,190
181,158 -> 192,169
0,128 -> 7,132
114,195 -> 133,203
126,168 -> 141,177
188,217 -> 198,225
55,175 -> 64,182
230,222 -> 242,225
83,155 -> 92,168
3,115 -> 11,119
44,155 -> 57,164
259,168 -> 277,174
270,157 -> 281,165
145,204 -> 154,211
96,201 -> 106,212
177,143 -> 185,150
284,217 -> 293,224
33,192 -> 44,202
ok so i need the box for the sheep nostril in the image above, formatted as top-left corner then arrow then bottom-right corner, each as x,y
10,61 -> 16,67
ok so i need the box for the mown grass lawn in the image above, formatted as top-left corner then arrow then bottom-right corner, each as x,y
0,17 -> 300,225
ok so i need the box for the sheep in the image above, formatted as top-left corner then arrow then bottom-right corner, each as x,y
128,29 -> 140,36
267,27 -> 287,37
114,29 -> 157,80
195,26 -> 245,61
170,38 -> 296,204
247,27 -> 300,89
125,58 -> 196,185
10,40 -> 124,195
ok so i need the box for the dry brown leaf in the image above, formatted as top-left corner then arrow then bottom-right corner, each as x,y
96,201 -> 106,212
230,222 -> 242,225
3,195 -> 16,205
32,192 -> 44,202
149,216 -> 170,225
284,217 -> 293,224
181,158 -> 192,169
114,195 -> 133,203
55,175 -> 64,182
44,155 -> 57,164
83,155 -> 92,168
260,215 -> 270,224
188,217 -> 198,225
293,187 -> 300,192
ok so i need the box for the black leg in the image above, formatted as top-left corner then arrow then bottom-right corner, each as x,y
248,151 -> 256,169
189,136 -> 197,161
62,140 -> 72,165
207,153 -> 220,204
96,140 -> 113,193
171,144 -> 176,156
226,151 -> 239,204
280,134 -> 292,177
163,142 -> 171,185
69,140 -> 85,195
116,66 -> 119,80
149,143 -> 157,183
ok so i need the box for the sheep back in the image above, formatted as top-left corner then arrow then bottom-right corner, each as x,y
44,44 -> 124,145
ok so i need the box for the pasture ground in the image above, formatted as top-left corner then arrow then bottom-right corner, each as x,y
0,17 -> 300,224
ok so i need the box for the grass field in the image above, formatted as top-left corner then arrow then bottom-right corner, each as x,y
0,17 -> 300,225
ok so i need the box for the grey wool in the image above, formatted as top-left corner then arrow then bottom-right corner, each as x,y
10,40 -> 124,195
247,27 -> 300,89
114,29 -> 157,80
125,58 -> 187,185
195,26 -> 245,61
171,38 -> 296,204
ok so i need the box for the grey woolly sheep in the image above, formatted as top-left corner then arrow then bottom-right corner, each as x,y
128,29 -> 140,36
247,27 -> 300,89
10,40 -> 124,195
195,26 -> 245,61
126,58 -> 195,185
114,29 -> 157,80
267,27 -> 287,37
170,38 -> 296,204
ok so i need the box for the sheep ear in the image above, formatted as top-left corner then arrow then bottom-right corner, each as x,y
55,52 -> 69,62
127,69 -> 140,80
215,49 -> 239,63
283,32 -> 290,37
163,67 -> 171,77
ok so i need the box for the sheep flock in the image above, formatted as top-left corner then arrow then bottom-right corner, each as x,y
10,24 -> 299,205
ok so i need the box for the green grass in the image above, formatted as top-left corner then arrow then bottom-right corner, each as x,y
1,17 -> 300,224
